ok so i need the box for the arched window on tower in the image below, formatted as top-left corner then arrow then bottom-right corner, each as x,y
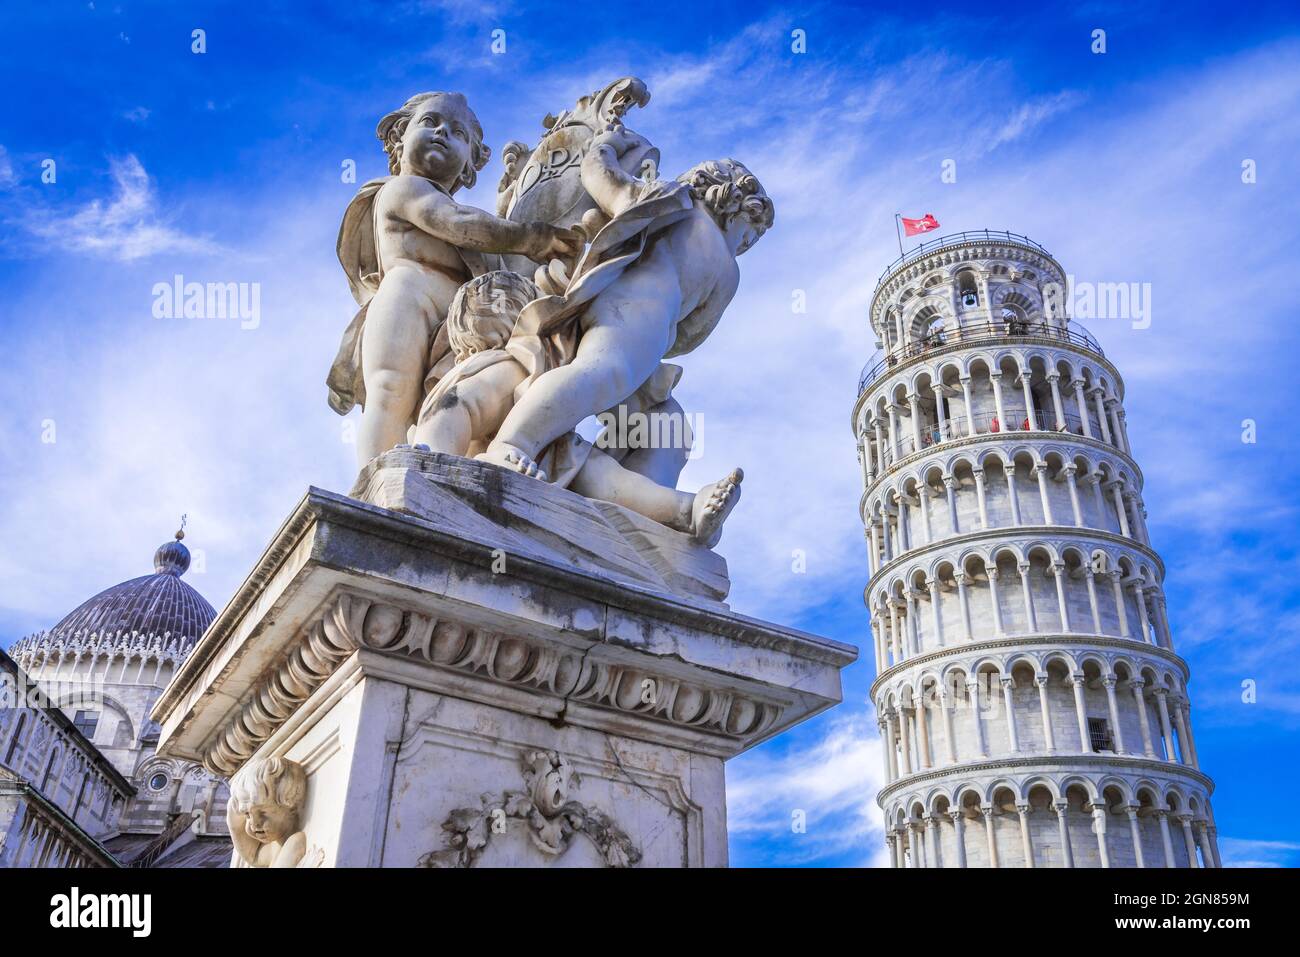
1088,717 -> 1115,753
912,305 -> 947,348
957,271 -> 979,309
1000,303 -> 1029,335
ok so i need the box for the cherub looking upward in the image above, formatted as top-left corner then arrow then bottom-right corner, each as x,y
480,125 -> 774,480
327,92 -> 583,465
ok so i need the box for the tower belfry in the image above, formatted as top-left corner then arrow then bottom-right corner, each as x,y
854,231 -> 1217,868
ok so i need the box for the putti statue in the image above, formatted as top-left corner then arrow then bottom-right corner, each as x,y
153,81 -> 855,872
327,78 -> 773,548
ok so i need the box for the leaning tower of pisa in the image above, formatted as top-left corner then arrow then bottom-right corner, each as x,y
855,231 -> 1218,868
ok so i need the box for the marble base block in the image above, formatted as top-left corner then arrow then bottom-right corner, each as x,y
151,451 -> 856,867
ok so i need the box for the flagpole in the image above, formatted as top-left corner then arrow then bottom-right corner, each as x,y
893,213 -> 904,257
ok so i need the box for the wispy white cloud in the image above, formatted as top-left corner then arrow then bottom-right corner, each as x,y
21,154 -> 223,262
0,189 -> 355,631
411,0 -> 512,27
0,145 -> 17,188
1218,836 -> 1300,868
986,91 -> 1084,153
727,713 -> 887,866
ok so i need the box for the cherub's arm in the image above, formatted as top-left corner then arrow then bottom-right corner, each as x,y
391,180 -> 581,263
580,129 -> 646,218
272,831 -> 307,868
226,800 -> 261,866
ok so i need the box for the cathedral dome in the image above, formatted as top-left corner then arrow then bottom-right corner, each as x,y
11,530 -> 217,660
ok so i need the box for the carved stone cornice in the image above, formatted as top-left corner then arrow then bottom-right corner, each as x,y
156,487 -> 856,729
200,590 -> 788,777
856,428 -> 1144,500
852,331 -> 1124,428
154,487 -> 853,778
876,753 -> 1215,806
864,525 -> 1165,593
868,632 -> 1189,698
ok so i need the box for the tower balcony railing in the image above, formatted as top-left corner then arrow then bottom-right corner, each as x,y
877,410 -> 1090,465
873,229 -> 1054,290
857,321 -> 1105,396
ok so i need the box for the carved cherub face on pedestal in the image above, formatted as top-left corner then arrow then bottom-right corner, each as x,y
245,797 -> 296,845
228,757 -> 310,868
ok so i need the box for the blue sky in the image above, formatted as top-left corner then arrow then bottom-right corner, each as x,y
2,0 -> 1299,867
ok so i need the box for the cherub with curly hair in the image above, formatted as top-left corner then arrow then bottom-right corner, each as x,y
328,92 -> 583,465
227,757 -> 309,868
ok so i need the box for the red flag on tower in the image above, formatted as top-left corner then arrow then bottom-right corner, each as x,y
901,213 -> 940,237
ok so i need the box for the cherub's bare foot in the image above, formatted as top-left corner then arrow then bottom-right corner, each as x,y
477,442 -> 549,482
691,468 -> 743,548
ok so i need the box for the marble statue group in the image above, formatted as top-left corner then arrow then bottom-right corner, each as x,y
326,78 -> 773,548
149,79 -> 853,873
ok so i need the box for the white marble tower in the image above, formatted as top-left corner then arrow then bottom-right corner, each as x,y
854,231 -> 1218,868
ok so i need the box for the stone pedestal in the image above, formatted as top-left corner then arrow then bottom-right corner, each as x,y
152,451 -> 856,867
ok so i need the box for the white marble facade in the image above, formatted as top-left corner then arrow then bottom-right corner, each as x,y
855,232 -> 1218,868
9,635 -> 230,840
3,534 -> 231,867
0,651 -> 132,867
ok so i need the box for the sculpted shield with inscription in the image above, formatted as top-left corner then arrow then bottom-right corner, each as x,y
497,76 -> 658,275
